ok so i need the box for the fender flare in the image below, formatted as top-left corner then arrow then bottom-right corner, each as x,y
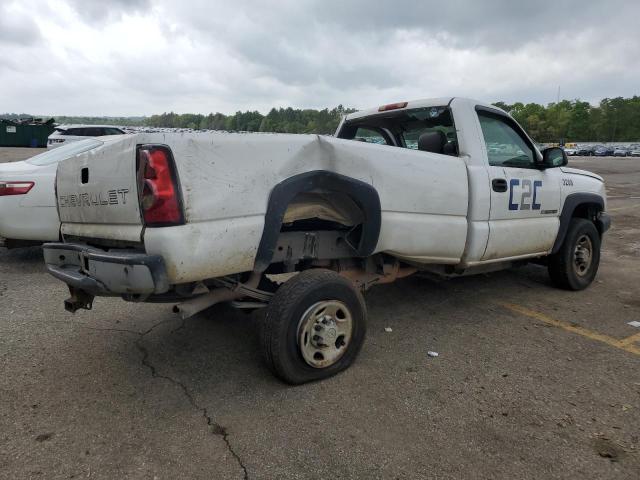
253,171 -> 381,272
551,193 -> 605,254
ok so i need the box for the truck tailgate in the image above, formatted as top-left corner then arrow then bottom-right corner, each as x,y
56,135 -> 143,242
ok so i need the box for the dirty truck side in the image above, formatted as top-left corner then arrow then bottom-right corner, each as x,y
43,97 -> 610,384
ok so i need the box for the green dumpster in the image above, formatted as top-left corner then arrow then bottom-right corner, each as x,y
0,118 -> 56,147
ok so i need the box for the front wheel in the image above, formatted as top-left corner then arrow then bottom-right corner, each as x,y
260,269 -> 367,384
548,218 -> 601,290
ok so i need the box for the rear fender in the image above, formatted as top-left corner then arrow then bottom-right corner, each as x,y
254,171 -> 381,271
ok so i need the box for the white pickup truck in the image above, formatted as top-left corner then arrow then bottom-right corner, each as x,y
43,97 -> 610,384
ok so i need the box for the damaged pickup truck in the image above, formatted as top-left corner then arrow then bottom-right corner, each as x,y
43,97 -> 610,384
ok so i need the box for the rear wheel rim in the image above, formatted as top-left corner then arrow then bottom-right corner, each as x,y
297,300 -> 353,369
573,234 -> 593,277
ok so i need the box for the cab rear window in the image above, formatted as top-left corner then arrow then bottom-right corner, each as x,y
400,107 -> 457,150
340,106 -> 459,155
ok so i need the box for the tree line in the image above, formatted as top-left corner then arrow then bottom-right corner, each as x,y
143,105 -> 356,135
494,96 -> 640,142
4,96 -> 640,141
39,106 -> 355,135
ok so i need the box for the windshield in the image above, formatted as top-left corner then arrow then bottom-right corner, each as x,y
26,139 -> 104,166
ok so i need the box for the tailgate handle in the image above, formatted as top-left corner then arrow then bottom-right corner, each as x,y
492,178 -> 508,192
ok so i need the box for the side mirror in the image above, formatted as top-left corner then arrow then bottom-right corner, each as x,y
539,147 -> 567,168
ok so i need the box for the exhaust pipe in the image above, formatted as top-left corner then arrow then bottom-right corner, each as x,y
173,288 -> 243,319
336,259 -> 417,290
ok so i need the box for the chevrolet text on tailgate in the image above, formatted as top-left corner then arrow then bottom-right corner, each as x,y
43,97 -> 611,384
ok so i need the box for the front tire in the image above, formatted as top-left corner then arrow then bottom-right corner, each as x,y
261,269 -> 367,384
548,218 -> 601,290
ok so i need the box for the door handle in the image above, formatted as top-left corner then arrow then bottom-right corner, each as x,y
492,178 -> 508,192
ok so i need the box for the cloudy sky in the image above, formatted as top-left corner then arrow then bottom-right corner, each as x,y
1,0 -> 639,116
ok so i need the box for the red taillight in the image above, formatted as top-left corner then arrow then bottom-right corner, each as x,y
378,102 -> 408,112
137,146 -> 183,226
0,181 -> 34,196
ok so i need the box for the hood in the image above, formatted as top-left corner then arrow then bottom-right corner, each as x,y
560,166 -> 603,182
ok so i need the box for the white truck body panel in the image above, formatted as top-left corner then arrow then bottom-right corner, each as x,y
56,136 -> 142,228
559,167 -> 607,202
483,164 -> 561,260
447,98 -> 492,265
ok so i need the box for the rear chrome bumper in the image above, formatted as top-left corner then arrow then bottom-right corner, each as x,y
43,243 -> 169,296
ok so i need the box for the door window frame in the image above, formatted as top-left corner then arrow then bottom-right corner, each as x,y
475,105 -> 540,170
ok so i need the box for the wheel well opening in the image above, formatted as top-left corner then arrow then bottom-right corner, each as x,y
572,202 -> 603,234
281,190 -> 365,233
265,190 -> 368,272
572,202 -> 600,219
254,171 -> 382,273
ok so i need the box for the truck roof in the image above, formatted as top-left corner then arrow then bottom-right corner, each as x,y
344,97 -> 505,122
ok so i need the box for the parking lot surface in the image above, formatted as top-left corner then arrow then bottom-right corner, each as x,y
1,149 -> 639,479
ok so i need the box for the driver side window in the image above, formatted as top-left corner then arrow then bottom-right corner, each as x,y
478,112 -> 535,168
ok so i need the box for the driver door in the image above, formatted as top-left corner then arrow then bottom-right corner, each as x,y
477,110 -> 561,260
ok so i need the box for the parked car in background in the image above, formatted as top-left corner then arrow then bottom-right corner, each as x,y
594,145 -> 614,156
564,146 -> 578,156
47,125 -> 126,148
0,139 -> 108,248
576,145 -> 594,156
629,145 -> 640,157
613,146 -> 629,157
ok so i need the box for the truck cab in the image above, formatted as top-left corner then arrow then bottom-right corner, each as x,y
335,97 -> 608,269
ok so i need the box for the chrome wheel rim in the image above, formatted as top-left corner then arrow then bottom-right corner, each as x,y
297,300 -> 353,369
573,234 -> 593,277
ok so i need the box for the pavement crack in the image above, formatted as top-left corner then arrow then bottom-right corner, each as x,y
78,318 -> 178,336
134,319 -> 249,480
81,326 -> 142,335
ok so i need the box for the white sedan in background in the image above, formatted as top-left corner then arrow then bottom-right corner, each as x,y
564,146 -> 578,156
47,125 -> 126,148
0,139 -> 106,248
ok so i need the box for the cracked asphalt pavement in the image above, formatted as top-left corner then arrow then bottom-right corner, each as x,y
1,149 -> 639,479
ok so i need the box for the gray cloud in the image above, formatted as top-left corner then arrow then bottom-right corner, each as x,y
0,3 -> 43,46
0,0 -> 638,116
307,0 -> 631,49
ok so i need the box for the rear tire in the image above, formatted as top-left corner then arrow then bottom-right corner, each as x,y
261,269 -> 367,384
548,218 -> 601,290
